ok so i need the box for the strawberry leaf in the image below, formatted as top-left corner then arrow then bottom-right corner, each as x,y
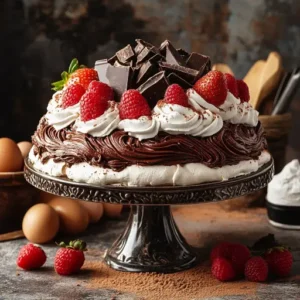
68,58 -> 79,74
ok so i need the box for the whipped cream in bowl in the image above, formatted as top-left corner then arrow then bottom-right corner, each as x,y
45,90 -> 80,131
74,101 -> 120,137
153,100 -> 223,137
118,116 -> 159,141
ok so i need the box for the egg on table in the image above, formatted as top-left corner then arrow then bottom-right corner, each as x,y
103,203 -> 123,218
17,141 -> 33,158
78,201 -> 104,223
0,138 -> 23,172
22,203 -> 60,244
48,196 -> 89,234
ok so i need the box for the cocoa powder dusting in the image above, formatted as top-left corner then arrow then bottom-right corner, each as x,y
83,260 -> 257,299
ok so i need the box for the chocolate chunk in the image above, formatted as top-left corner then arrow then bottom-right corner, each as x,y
160,62 -> 198,83
137,47 -> 157,64
94,59 -> 110,85
136,61 -> 158,86
159,40 -> 185,66
186,52 -> 211,76
167,73 -> 192,89
149,53 -> 164,64
177,48 -> 190,59
107,55 -> 117,65
116,44 -> 135,64
159,40 -> 169,55
135,39 -> 157,51
106,65 -> 133,100
138,71 -> 169,108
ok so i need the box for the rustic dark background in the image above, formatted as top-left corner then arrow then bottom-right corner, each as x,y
1,0 -> 299,161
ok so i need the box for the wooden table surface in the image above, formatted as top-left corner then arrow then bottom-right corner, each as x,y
1,203 -> 300,300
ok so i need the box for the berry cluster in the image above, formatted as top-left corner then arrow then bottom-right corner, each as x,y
210,234 -> 293,282
17,240 -> 87,276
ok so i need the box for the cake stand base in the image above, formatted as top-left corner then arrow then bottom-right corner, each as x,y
104,205 -> 198,273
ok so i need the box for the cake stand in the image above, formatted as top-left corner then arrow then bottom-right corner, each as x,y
24,158 -> 274,273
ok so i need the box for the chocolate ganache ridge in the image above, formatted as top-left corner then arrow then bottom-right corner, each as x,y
32,118 -> 267,172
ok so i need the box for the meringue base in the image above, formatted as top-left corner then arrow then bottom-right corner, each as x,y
29,149 -> 271,187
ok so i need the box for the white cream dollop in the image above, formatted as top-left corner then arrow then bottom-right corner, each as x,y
118,116 -> 159,141
45,90 -> 80,131
74,101 -> 120,137
153,101 -> 222,137
218,92 -> 239,121
187,88 -> 220,113
267,159 -> 300,206
231,102 -> 259,127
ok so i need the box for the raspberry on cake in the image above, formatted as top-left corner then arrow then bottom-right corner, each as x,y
29,39 -> 271,187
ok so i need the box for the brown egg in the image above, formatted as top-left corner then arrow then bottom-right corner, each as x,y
48,197 -> 89,234
17,141 -> 32,158
0,138 -> 23,172
103,203 -> 122,218
22,203 -> 60,244
39,191 -> 56,203
78,201 -> 104,223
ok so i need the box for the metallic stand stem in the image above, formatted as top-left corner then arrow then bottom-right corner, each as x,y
104,205 -> 198,273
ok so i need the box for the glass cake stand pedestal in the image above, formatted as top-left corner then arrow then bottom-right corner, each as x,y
24,158 -> 274,274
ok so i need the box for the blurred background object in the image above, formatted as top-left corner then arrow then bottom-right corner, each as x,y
1,0 -> 300,163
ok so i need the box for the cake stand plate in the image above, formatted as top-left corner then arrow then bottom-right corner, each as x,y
24,159 -> 274,273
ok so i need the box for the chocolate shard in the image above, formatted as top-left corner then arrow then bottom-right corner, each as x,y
167,73 -> 192,89
135,39 -> 157,51
149,53 -> 164,64
186,52 -> 211,77
137,46 -> 157,64
94,59 -> 110,85
107,55 -> 117,65
160,62 -> 198,83
159,40 -> 186,66
177,48 -> 190,59
116,44 -> 135,64
136,61 -> 158,86
106,65 -> 133,100
138,71 -> 169,108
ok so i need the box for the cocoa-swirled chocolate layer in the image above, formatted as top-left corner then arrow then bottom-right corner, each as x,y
32,118 -> 267,172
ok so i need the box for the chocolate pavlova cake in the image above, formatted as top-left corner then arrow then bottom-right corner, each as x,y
29,40 -> 270,186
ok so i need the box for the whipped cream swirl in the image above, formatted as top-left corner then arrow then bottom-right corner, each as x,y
45,91 -> 80,131
118,116 -> 159,141
231,102 -> 259,127
74,101 -> 120,137
153,101 -> 223,137
187,88 -> 259,127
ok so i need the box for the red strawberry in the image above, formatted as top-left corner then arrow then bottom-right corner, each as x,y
61,83 -> 85,109
230,243 -> 251,275
17,244 -> 47,270
244,256 -> 268,282
211,257 -> 236,282
87,80 -> 114,101
119,89 -> 151,120
265,247 -> 293,277
54,240 -> 86,276
80,87 -> 109,122
193,70 -> 227,107
51,58 -> 98,91
210,242 -> 233,262
236,80 -> 250,102
164,84 -> 189,107
224,73 -> 239,98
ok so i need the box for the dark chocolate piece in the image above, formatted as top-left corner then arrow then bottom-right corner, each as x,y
138,71 -> 169,108
106,65 -> 133,100
149,53 -> 164,64
116,44 -> 135,64
160,62 -> 198,83
136,61 -> 158,86
177,48 -> 190,59
137,47 -> 157,64
159,40 -> 185,66
94,59 -> 110,85
167,73 -> 192,89
186,52 -> 211,76
107,55 -> 117,65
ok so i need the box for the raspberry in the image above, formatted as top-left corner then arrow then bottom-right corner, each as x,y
164,84 -> 189,107
245,256 -> 268,282
237,80 -> 250,102
210,242 -> 233,262
61,83 -> 85,109
230,243 -> 251,275
87,80 -> 114,101
119,89 -> 151,120
17,244 -> 47,270
211,257 -> 236,282
224,73 -> 239,98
